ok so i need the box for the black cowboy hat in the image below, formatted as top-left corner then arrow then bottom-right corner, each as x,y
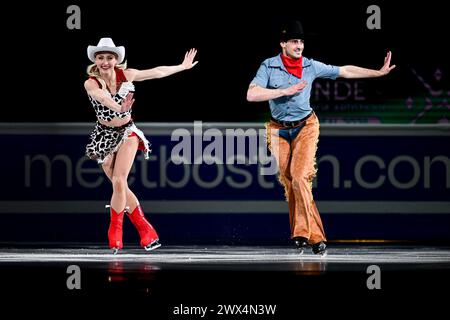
280,20 -> 305,42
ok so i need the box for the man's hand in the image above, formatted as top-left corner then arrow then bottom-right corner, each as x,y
281,80 -> 307,96
379,51 -> 396,76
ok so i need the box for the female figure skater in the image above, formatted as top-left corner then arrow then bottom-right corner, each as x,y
85,37 -> 198,253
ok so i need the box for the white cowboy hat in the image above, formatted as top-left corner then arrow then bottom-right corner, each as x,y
87,37 -> 125,63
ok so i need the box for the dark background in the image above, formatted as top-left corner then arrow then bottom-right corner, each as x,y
2,0 -> 448,122
1,2 -> 449,312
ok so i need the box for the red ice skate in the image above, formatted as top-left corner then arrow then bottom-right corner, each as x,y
108,207 -> 124,254
127,205 -> 161,251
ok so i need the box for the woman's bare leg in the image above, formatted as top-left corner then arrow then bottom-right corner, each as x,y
109,137 -> 139,212
102,153 -> 139,212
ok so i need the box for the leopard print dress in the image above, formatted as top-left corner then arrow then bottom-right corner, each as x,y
85,69 -> 151,164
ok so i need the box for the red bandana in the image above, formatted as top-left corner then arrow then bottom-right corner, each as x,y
281,54 -> 303,79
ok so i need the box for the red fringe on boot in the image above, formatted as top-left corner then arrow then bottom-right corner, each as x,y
127,205 -> 161,251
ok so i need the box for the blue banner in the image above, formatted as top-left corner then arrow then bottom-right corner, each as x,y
0,123 -> 449,244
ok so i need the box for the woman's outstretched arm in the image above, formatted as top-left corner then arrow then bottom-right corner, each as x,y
125,48 -> 198,82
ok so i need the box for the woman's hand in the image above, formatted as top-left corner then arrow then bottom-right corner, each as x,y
120,93 -> 135,112
181,48 -> 199,70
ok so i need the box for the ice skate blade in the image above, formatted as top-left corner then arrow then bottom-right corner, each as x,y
144,241 -> 161,252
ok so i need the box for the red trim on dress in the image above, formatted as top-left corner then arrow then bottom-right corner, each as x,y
128,131 -> 146,151
89,77 -> 103,88
89,68 -> 128,91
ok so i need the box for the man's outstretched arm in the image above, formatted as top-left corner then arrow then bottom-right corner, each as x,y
339,51 -> 396,79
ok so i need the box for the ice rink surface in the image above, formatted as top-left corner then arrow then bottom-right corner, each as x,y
1,245 -> 449,318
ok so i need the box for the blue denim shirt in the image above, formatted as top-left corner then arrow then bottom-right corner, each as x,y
251,54 -> 340,121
